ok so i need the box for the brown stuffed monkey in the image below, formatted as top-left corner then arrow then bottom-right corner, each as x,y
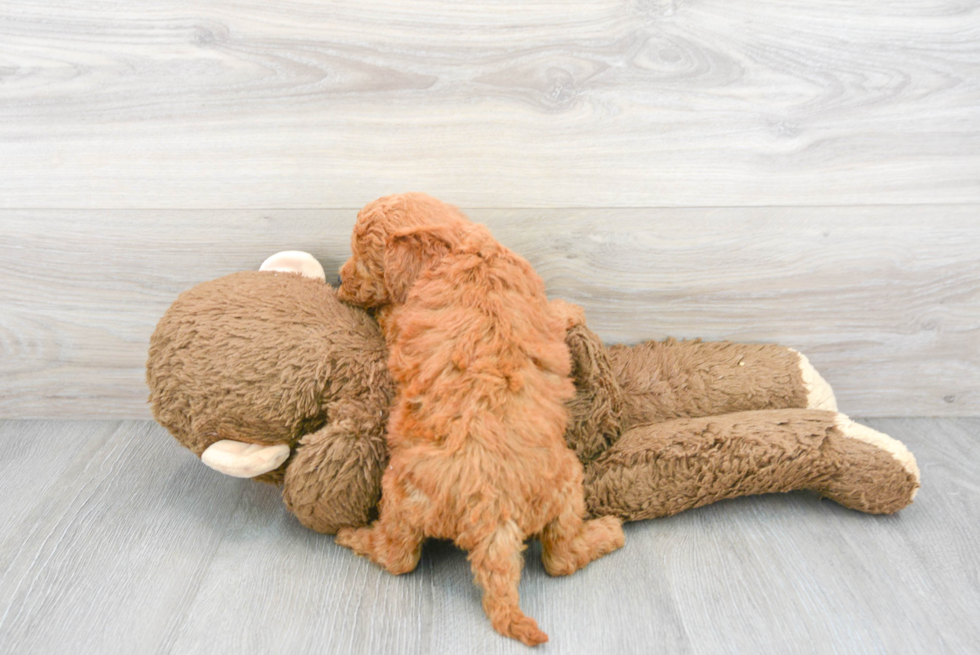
147,242 -> 919,536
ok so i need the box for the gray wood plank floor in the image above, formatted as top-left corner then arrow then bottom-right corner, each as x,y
1,418 -> 976,655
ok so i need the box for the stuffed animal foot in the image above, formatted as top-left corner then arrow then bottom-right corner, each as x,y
584,409 -> 920,521
814,415 -> 920,513
790,348 -> 838,411
541,514 -> 624,577
335,523 -> 423,575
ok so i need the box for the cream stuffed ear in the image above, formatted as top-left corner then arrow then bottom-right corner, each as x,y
382,226 -> 454,303
260,251 -> 326,281
200,440 -> 291,478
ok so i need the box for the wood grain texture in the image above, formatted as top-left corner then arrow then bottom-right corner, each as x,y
0,421 -> 247,655
0,418 -> 976,654
2,207 -> 978,419
0,0 -> 978,208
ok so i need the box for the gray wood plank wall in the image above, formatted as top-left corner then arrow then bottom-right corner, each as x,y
2,1 -> 978,208
1,1 -> 978,419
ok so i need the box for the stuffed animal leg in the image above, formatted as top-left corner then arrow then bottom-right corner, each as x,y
563,321 -> 919,517
562,322 -> 839,463
583,409 -> 920,520
606,337 -> 838,424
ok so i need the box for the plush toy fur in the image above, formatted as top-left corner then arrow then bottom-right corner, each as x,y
146,194 -> 920,645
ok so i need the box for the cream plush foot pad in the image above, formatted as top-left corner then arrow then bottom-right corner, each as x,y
791,349 -> 838,412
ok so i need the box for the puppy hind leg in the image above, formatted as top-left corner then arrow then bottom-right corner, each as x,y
335,484 -> 425,575
468,523 -> 547,646
541,491 -> 624,577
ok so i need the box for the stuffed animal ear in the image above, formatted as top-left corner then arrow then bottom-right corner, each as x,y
383,225 -> 454,303
259,251 -> 326,281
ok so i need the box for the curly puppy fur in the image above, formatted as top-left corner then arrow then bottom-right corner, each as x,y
335,193 -> 624,646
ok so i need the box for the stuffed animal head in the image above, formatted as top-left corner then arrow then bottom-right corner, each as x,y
147,251 -> 369,482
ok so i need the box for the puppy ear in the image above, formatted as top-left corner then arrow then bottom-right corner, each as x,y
383,226 -> 454,303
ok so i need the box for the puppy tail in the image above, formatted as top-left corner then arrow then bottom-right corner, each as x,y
468,522 -> 548,646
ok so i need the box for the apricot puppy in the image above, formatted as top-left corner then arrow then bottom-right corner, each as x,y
335,193 -> 624,646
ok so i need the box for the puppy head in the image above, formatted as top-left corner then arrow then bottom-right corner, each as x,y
338,196 -> 459,307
